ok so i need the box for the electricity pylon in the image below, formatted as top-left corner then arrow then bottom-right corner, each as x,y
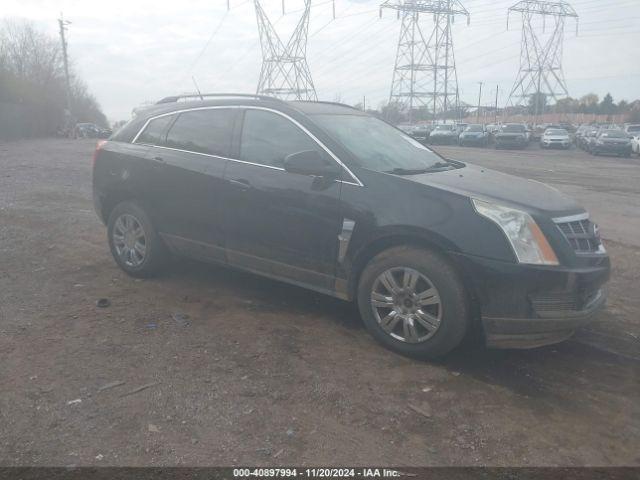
506,0 -> 578,111
380,0 -> 469,121
254,0 -> 317,101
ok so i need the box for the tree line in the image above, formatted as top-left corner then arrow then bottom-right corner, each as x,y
0,19 -> 107,139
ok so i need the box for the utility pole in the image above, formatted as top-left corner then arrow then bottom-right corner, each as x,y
363,96 -> 366,111
476,82 -> 483,123
381,0 -> 469,122
506,1 -> 578,110
58,14 -> 72,115
494,84 -> 499,124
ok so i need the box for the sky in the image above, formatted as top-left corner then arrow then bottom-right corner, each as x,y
2,0 -> 639,122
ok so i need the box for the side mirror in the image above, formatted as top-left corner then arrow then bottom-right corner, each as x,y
284,150 -> 341,179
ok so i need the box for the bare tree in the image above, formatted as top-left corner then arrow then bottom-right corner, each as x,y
0,19 -> 107,139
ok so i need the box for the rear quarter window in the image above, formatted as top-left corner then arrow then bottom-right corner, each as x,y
136,115 -> 174,146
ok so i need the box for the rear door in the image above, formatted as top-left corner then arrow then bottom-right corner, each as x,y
142,107 -> 238,262
223,108 -> 344,293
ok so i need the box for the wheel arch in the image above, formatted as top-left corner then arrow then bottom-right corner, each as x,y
346,229 -> 481,326
100,188 -> 144,225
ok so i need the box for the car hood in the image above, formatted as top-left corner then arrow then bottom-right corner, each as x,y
431,130 -> 457,136
405,164 -> 581,214
543,135 -> 570,140
495,132 -> 526,137
601,137 -> 629,142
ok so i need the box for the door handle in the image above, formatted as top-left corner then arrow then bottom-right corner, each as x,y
153,156 -> 165,162
228,178 -> 251,190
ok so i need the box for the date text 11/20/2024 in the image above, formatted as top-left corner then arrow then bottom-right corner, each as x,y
233,468 -> 401,478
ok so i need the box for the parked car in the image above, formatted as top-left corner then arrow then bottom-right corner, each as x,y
540,128 -> 571,149
485,124 -> 501,144
397,124 -> 414,135
458,124 -> 489,147
531,124 -> 550,141
623,124 -> 640,138
494,123 -> 529,149
580,128 -> 599,151
558,122 -> 576,135
590,129 -> 633,157
574,125 -> 589,145
93,94 -> 610,358
429,124 -> 460,145
75,122 -> 112,139
631,134 -> 640,156
409,125 -> 432,145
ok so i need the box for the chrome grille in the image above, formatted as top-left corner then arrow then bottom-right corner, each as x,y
554,216 -> 603,254
531,288 -> 602,314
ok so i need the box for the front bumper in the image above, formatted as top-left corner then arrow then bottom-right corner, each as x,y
592,143 -> 632,155
495,136 -> 527,148
451,253 -> 610,349
482,288 -> 606,348
460,136 -> 486,146
430,135 -> 458,145
541,140 -> 570,148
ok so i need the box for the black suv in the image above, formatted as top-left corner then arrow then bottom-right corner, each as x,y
93,94 -> 610,358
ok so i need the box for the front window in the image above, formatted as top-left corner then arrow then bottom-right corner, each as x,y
240,110 -> 324,168
465,125 -> 484,132
546,129 -> 568,136
311,114 -> 446,173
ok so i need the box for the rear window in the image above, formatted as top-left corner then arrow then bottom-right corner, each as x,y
165,109 -> 235,156
136,115 -> 174,145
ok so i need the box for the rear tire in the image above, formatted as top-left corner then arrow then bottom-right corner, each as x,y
107,201 -> 167,278
357,246 -> 470,359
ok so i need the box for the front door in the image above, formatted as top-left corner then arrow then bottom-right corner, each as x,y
223,108 -> 344,293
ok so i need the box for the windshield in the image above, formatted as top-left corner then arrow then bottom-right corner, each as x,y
312,114 -> 445,172
465,125 -> 484,132
627,125 -> 640,133
601,131 -> 626,138
434,125 -> 455,131
501,124 -> 526,133
546,129 -> 568,135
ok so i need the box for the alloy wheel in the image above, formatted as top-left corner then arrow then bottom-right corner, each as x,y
112,213 -> 147,267
370,267 -> 442,343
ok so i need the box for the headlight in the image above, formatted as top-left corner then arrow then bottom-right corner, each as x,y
472,199 -> 559,265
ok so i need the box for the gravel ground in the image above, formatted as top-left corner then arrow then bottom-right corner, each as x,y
0,138 -> 639,467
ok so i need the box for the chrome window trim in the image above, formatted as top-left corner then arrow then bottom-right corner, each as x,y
552,212 -> 589,224
131,105 -> 364,187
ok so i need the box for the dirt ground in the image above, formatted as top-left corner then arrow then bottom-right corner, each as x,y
0,139 -> 639,467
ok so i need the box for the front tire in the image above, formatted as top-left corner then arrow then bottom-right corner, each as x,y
357,246 -> 470,359
107,201 -> 167,278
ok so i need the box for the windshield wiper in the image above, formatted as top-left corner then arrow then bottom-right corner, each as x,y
385,162 -> 452,175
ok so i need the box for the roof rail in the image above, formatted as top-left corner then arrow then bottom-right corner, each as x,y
300,100 -> 361,111
156,93 -> 286,105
